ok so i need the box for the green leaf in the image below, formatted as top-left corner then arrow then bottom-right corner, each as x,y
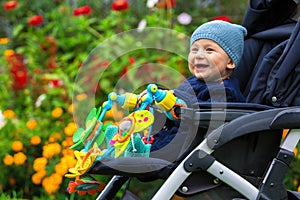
12,24 -> 24,37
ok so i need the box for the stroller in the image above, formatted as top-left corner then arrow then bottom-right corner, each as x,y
70,0 -> 300,199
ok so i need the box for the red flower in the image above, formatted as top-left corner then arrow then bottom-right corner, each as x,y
3,1 -> 18,10
73,5 -> 92,16
111,0 -> 129,12
6,53 -> 28,90
157,0 -> 176,8
128,57 -> 135,65
212,15 -> 232,23
28,15 -> 43,26
49,79 -> 63,88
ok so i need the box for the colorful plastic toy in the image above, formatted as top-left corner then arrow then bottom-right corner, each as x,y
65,84 -> 187,195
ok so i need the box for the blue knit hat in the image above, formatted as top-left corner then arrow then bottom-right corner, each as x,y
190,20 -> 247,66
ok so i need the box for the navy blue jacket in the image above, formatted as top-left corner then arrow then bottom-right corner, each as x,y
151,76 -> 245,151
174,76 -> 245,107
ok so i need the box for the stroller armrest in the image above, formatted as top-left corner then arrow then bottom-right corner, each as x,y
270,108 -> 300,129
87,157 -> 174,179
206,107 -> 290,150
181,102 -> 274,127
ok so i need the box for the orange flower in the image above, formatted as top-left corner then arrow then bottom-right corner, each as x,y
42,176 -> 60,194
76,93 -> 87,101
68,104 -> 74,114
8,177 -> 16,186
60,154 -> 77,168
298,185 -> 300,192
64,122 -> 77,137
55,162 -> 69,175
31,170 -> 46,185
282,129 -> 289,139
26,119 -> 37,129
31,174 -> 42,185
42,143 -> 61,158
0,37 -> 9,44
30,135 -> 41,146
13,152 -> 27,165
52,107 -> 63,118
62,137 -> 74,147
12,140 -> 23,152
294,148 -> 298,156
3,154 -> 14,166
33,157 -> 47,171
5,49 -> 14,57
51,173 -> 63,185
48,132 -> 62,142
3,109 -> 15,119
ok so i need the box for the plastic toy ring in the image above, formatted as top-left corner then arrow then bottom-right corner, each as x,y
117,117 -> 135,143
171,103 -> 186,120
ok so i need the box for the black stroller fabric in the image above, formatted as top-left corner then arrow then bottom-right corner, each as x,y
235,0 -> 300,107
240,20 -> 300,107
242,0 -> 297,35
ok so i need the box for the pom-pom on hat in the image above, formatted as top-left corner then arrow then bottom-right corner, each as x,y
190,20 -> 247,66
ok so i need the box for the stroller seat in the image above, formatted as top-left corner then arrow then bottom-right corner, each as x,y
89,104 -> 300,200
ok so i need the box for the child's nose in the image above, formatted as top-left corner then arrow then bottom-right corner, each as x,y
195,48 -> 206,58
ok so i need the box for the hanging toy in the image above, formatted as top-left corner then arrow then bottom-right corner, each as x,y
97,109 -> 154,160
65,83 -> 187,196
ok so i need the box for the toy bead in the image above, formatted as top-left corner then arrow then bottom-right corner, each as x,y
142,135 -> 154,144
121,93 -> 138,110
140,91 -> 153,110
155,90 -> 176,111
109,92 -> 117,101
148,84 -> 158,93
171,103 -> 186,120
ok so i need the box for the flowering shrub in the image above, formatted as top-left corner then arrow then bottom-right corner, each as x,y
0,106 -> 78,198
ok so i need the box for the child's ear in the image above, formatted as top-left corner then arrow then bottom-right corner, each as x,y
227,59 -> 235,70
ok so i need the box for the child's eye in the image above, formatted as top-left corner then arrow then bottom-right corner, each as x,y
191,48 -> 198,52
206,48 -> 214,52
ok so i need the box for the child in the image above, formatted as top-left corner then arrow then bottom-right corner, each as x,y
151,20 -> 247,151
175,20 -> 247,106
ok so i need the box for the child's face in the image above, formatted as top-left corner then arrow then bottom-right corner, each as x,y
188,39 -> 235,82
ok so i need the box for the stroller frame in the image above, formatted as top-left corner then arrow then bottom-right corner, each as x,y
153,109 -> 300,200
94,106 -> 300,200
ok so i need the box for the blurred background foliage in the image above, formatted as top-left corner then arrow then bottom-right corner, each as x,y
0,0 -> 299,199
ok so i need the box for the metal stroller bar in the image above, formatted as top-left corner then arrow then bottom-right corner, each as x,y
152,137 -> 260,200
281,129 -> 300,152
96,175 -> 129,200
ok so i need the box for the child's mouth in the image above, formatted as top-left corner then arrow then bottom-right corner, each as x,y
194,64 -> 209,70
